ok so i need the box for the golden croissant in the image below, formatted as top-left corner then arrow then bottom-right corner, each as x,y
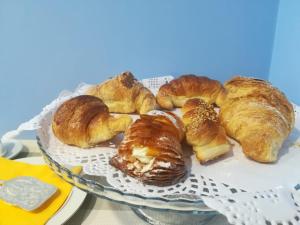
156,74 -> 225,110
86,71 -> 157,114
220,76 -> 295,163
182,98 -> 231,163
110,111 -> 186,186
52,95 -> 132,148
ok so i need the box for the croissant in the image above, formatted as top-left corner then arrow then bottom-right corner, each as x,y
156,74 -> 226,110
52,95 -> 132,148
220,76 -> 295,163
182,98 -> 231,163
110,111 -> 186,186
86,71 -> 157,114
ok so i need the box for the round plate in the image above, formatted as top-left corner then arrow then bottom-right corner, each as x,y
35,80 -> 300,214
16,156 -> 87,225
2,140 -> 23,159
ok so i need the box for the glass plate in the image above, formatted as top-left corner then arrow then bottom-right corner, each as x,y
36,136 -> 214,213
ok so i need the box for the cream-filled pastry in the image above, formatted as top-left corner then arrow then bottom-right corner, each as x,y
110,111 -> 186,186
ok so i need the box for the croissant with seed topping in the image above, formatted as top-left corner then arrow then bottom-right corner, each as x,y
182,98 -> 231,163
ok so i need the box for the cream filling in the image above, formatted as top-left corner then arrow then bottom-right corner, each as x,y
140,158 -> 156,173
132,147 -> 156,173
132,147 -> 153,163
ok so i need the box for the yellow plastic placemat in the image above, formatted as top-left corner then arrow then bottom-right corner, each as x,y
0,157 -> 72,225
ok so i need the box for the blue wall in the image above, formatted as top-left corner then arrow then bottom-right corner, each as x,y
0,0 -> 279,137
269,0 -> 300,105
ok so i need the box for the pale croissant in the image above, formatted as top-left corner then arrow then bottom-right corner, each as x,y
220,76 -> 295,163
86,71 -> 157,114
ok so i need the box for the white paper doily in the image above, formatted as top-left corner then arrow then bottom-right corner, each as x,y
3,75 -> 300,225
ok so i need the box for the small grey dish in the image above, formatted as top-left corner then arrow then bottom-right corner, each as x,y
0,142 -> 7,156
0,176 -> 57,211
1,140 -> 23,159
